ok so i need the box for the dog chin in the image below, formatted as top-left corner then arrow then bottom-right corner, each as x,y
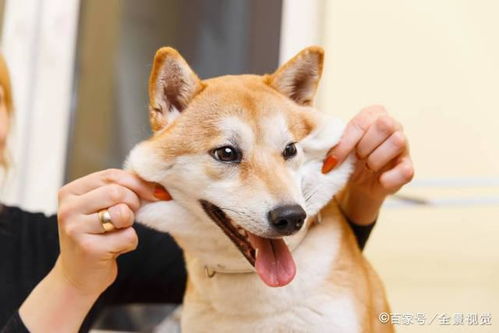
136,199 -> 310,280
136,200 -> 257,271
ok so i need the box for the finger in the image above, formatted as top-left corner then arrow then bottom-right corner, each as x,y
366,131 -> 406,172
356,115 -> 401,159
326,119 -> 365,168
63,203 -> 135,234
100,227 -> 139,256
70,183 -> 141,215
61,169 -> 160,202
92,203 -> 135,233
81,227 -> 139,258
379,156 -> 414,191
325,106 -> 387,170
107,204 -> 135,229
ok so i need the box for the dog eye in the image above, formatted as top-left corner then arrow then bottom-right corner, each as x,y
211,146 -> 242,163
282,142 -> 297,159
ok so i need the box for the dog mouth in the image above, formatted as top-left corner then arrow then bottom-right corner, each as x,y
200,200 -> 256,265
200,200 -> 296,287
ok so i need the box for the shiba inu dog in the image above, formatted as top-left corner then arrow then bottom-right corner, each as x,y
127,46 -> 393,332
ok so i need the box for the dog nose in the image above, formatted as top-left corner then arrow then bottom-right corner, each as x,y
268,205 -> 306,236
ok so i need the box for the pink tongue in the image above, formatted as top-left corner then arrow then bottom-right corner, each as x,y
249,233 -> 296,287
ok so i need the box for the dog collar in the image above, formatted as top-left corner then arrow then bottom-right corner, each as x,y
203,212 -> 322,279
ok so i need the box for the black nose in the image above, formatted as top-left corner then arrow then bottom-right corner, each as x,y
268,205 -> 306,236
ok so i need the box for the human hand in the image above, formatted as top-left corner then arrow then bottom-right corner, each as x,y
55,169 -> 171,296
19,170 -> 171,332
323,105 -> 414,225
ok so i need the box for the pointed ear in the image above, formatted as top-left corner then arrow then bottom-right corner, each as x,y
148,47 -> 204,131
267,46 -> 324,106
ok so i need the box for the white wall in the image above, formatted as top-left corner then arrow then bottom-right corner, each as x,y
279,0 -> 324,64
1,0 -> 80,213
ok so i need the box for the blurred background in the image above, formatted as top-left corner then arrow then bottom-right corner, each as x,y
0,0 -> 498,332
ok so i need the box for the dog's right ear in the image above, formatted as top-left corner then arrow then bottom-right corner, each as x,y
267,46 -> 324,106
148,47 -> 203,131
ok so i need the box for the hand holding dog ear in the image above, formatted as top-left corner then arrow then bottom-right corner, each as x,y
54,170 -> 171,296
323,105 -> 414,225
20,170 -> 172,332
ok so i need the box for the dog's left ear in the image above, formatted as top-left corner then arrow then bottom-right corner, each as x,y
148,47 -> 204,131
267,46 -> 324,106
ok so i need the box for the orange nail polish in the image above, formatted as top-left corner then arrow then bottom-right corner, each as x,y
322,155 -> 338,174
154,184 -> 172,201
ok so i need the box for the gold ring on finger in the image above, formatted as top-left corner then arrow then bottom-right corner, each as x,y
98,209 -> 116,233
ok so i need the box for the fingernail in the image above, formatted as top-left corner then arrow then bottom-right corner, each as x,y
322,155 -> 338,174
153,184 -> 172,201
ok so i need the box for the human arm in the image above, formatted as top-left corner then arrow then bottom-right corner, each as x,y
17,169 -> 162,333
323,105 -> 415,227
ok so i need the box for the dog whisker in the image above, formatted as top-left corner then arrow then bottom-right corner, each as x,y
304,187 -> 320,203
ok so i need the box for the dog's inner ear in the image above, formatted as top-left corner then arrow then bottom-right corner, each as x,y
148,47 -> 203,131
267,46 -> 324,106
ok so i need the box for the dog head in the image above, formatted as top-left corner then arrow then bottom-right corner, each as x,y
127,46 -> 353,287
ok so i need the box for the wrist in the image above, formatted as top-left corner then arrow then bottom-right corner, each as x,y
54,254 -> 114,296
51,259 -> 103,299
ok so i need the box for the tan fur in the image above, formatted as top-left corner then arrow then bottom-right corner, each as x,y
147,73 -> 318,198
266,46 -> 324,106
321,202 -> 394,333
148,47 -> 205,131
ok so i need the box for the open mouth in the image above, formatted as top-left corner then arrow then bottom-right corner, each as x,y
200,200 -> 256,266
200,200 -> 296,287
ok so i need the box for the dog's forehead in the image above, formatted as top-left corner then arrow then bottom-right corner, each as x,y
217,113 -> 291,151
190,75 -> 315,144
150,74 -> 318,156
